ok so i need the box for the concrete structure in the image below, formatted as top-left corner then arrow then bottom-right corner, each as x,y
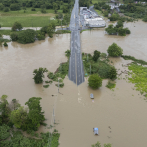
68,0 -> 85,85
80,6 -> 106,28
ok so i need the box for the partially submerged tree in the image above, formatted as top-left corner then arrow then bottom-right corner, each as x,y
25,97 -> 45,131
107,43 -> 123,57
88,74 -> 102,89
108,66 -> 117,80
0,95 -> 10,125
10,106 -> 28,129
47,22 -> 56,38
33,67 -> 48,84
18,29 -> 36,44
93,50 -> 101,62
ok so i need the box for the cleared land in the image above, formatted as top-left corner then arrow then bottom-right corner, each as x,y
0,7 -> 64,27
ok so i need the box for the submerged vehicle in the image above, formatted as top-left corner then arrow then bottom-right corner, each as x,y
90,93 -> 94,99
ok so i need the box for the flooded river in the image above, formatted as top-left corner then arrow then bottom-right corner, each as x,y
0,20 -> 147,147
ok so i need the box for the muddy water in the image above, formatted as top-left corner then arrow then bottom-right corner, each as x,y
0,21 -> 147,147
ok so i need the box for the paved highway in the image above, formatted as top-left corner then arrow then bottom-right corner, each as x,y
68,0 -> 85,85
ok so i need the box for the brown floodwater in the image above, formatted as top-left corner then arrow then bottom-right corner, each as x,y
0,20 -> 147,147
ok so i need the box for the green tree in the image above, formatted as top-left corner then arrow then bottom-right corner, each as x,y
93,50 -> 101,62
10,106 -> 28,129
33,67 -> 48,84
107,43 -> 123,57
118,27 -> 126,36
12,22 -> 23,31
18,29 -> 36,44
47,22 -> 56,38
0,3 -> 4,10
0,95 -> 10,125
25,97 -> 45,131
3,7 -> 9,12
0,124 -> 10,143
11,99 -> 20,110
108,66 -> 117,80
88,74 -> 102,89
116,20 -> 123,28
10,3 -> 21,11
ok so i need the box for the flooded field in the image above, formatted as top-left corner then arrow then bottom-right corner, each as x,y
0,20 -> 147,147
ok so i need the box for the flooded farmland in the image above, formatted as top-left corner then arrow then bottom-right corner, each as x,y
0,20 -> 147,147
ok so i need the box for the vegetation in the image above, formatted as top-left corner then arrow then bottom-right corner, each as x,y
108,66 -> 117,80
107,43 -> 123,57
33,67 -> 48,84
121,55 -> 147,65
12,22 -> 23,31
43,84 -> 49,88
91,141 -> 111,147
119,2 -> 147,22
128,63 -> 147,98
55,30 -> 71,34
106,81 -> 116,89
0,0 -> 72,27
3,42 -> 8,46
105,20 -> 131,36
88,74 -> 102,89
18,29 -> 36,43
93,50 -> 101,62
83,51 -> 117,79
0,95 -> 60,147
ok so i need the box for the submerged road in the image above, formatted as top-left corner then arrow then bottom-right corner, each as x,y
68,0 -> 85,86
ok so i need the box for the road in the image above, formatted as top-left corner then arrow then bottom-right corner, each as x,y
68,0 -> 85,85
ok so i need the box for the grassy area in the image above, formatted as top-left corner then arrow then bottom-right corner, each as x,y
95,9 -> 102,15
55,30 -> 71,34
0,16 -> 57,27
128,63 -> 147,98
0,7 -> 65,27
0,30 -> 12,35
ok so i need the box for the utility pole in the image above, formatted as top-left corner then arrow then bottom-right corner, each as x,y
90,64 -> 91,75
58,78 -> 59,93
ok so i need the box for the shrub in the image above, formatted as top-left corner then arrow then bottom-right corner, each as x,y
100,53 -> 107,58
88,74 -> 102,89
143,16 -> 147,22
125,28 -> 131,34
41,9 -> 46,13
18,29 -> 36,44
107,43 -> 123,57
108,66 -> 117,79
0,34 -> 2,37
12,22 -> 23,31
106,81 -> 116,89
36,31 -> 45,40
31,8 -> 36,11
0,3 -> 4,10
10,4 -> 21,11
10,32 -> 18,41
40,26 -> 48,34
3,7 -> 9,12
3,42 -> 8,46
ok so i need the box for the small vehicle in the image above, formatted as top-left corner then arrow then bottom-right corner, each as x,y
93,128 -> 99,135
90,93 -> 94,99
